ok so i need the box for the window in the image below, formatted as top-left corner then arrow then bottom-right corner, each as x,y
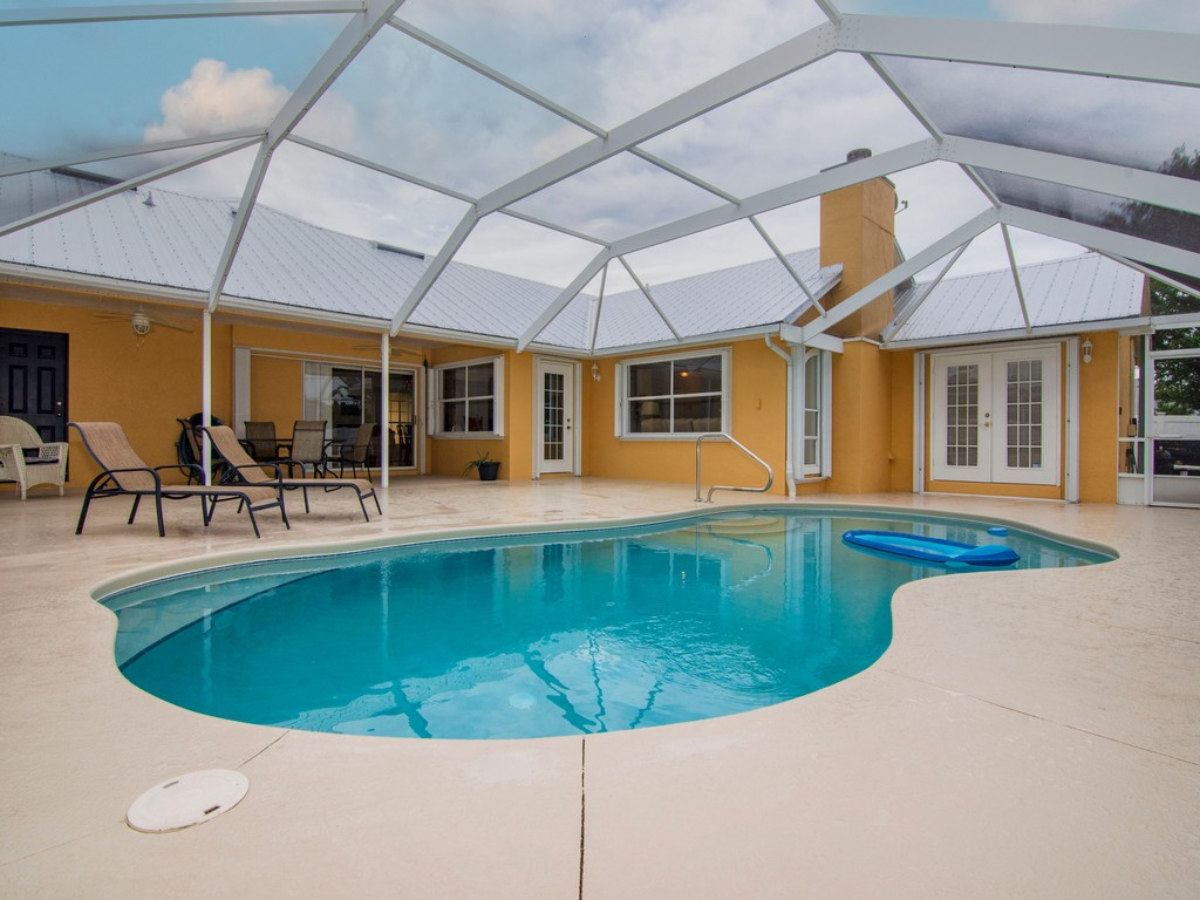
798,349 -> 831,478
619,350 -> 728,437
432,357 -> 503,436
802,350 -> 823,475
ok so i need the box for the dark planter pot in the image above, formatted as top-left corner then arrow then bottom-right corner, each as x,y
477,461 -> 501,481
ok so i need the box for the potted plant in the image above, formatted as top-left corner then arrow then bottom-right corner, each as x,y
464,449 -> 501,481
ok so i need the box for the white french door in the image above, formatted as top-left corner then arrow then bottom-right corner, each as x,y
931,345 -> 1060,486
537,359 -> 576,475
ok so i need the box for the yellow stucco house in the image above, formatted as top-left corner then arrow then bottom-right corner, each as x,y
0,161 -> 1156,506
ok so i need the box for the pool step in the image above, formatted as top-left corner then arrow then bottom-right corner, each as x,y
706,515 -> 786,536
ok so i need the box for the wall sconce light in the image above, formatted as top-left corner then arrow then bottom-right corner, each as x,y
1081,338 -> 1093,364
591,362 -> 600,382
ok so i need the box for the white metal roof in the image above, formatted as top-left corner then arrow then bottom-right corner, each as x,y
0,167 -> 840,353
888,253 -> 1146,345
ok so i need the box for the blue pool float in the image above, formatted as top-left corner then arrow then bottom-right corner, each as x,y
841,529 -> 1020,568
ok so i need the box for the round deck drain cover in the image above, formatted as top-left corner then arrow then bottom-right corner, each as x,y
127,769 -> 249,833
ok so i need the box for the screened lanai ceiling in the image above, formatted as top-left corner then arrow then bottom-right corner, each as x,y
2,0 -> 1198,351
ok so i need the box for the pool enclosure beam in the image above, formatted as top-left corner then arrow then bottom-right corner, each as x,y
0,137 -> 261,238
0,1 -> 360,27
799,208 -> 1000,344
206,0 -> 408,315
618,257 -> 683,343
940,138 -> 1200,217
388,18 -> 743,206
997,207 -> 1200,282
0,129 -> 266,179
881,241 -> 972,345
391,21 -> 840,330
1001,225 -> 1033,334
749,215 -> 824,316
516,249 -> 613,351
835,15 -> 1200,88
515,141 -> 934,350
286,135 -> 606,247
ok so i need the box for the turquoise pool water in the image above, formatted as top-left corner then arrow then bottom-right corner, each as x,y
104,509 -> 1111,740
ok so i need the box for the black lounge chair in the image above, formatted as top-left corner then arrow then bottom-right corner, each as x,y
70,422 -> 289,538
203,424 -> 381,522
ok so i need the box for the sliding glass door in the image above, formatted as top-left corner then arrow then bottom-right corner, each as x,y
325,366 -> 418,469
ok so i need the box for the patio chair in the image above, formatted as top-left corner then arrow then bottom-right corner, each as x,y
327,422 -> 376,483
203,425 -> 381,521
69,422 -> 288,538
243,420 -> 288,462
0,415 -> 69,500
283,419 -> 335,478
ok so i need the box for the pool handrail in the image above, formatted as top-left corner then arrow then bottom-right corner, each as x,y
695,432 -> 774,503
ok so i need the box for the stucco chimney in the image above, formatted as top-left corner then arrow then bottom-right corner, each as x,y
818,149 -> 897,339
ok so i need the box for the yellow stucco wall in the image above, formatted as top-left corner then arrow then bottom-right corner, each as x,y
2,279 -> 1129,502
888,349 -> 916,492
827,340 -> 894,494
1079,331 -> 1118,503
1,294 -> 230,488
583,340 -> 788,495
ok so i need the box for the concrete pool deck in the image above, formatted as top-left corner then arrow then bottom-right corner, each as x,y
1,477 -> 1197,898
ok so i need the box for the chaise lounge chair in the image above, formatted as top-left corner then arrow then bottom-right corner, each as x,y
203,424 -> 381,521
69,422 -> 289,538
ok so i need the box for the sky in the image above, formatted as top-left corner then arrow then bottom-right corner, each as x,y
3,0 -> 1196,297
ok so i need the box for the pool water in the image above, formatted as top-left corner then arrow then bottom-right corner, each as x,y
104,509 -> 1111,740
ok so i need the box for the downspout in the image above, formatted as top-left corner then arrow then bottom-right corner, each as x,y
764,334 -> 796,497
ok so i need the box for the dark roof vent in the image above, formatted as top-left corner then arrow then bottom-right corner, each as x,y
373,241 -> 425,261
49,166 -> 122,187
846,148 -> 872,163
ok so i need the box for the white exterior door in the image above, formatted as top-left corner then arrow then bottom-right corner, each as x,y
538,360 -> 575,475
931,346 -> 1060,486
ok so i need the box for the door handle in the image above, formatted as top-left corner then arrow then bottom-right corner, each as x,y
56,400 -> 64,418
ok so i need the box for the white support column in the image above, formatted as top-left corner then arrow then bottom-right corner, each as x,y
380,334 -> 390,496
1065,337 -> 1081,503
202,310 -> 213,485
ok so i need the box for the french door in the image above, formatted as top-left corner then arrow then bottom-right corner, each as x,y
931,345 -> 1060,486
537,359 -> 575,475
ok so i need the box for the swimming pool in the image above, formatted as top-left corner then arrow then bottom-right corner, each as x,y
102,508 -> 1112,740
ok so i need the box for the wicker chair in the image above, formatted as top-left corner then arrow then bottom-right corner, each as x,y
203,425 -> 380,521
0,415 -> 69,500
69,422 -> 288,538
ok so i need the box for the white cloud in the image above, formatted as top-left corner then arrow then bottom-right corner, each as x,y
144,59 -> 288,143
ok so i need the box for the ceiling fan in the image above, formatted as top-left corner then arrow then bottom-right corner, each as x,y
95,305 -> 194,336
